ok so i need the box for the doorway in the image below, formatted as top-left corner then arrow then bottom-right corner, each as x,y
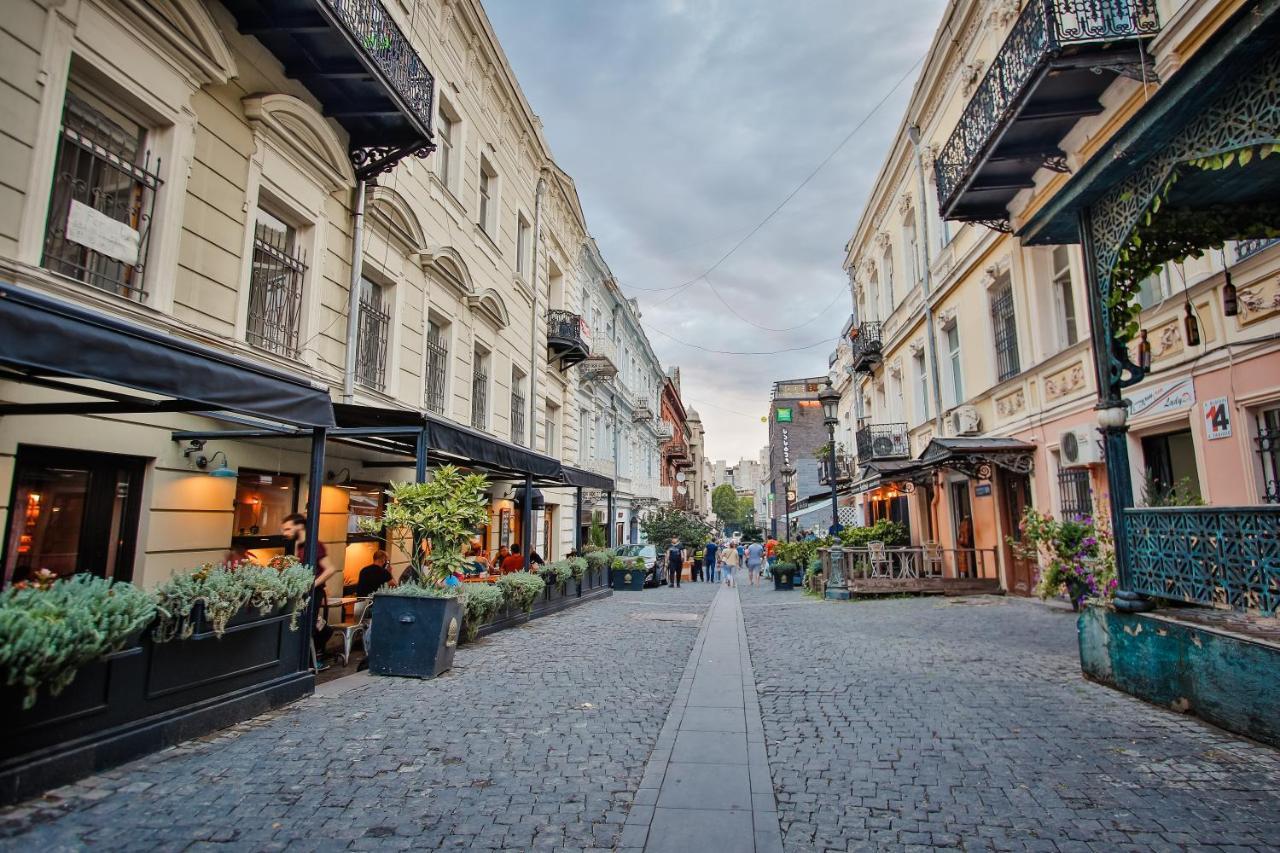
3,445 -> 146,586
949,480 -> 973,577
1140,429 -> 1201,504
999,471 -> 1034,595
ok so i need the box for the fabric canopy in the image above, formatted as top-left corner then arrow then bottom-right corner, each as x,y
560,465 -> 614,491
0,283 -> 335,427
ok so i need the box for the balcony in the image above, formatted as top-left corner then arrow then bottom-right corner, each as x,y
632,396 -> 654,422
224,0 -> 436,178
849,322 -> 884,374
664,442 -> 691,467
655,421 -> 675,442
577,336 -> 618,382
856,423 -> 911,461
818,450 -> 855,486
936,0 -> 1158,225
546,310 -> 589,369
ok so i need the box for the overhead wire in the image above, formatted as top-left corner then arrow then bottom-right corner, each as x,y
642,323 -> 836,355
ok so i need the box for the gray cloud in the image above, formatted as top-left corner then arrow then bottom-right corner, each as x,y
487,0 -> 945,462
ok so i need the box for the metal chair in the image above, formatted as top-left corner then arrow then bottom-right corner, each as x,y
923,542 -> 945,578
330,597 -> 372,666
868,541 -> 892,578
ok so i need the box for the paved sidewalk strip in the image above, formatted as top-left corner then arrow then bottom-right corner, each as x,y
624,586 -> 783,853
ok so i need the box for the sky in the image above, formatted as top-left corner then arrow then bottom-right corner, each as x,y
486,0 -> 947,464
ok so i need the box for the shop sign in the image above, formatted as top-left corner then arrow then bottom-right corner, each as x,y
499,508 -> 511,547
776,407 -> 793,423
66,199 -> 140,266
974,483 -> 992,497
1127,377 -> 1194,419
1203,397 -> 1232,440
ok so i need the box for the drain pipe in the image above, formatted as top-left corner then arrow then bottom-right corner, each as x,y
527,175 -> 547,449
342,178 -> 367,404
907,126 -> 946,437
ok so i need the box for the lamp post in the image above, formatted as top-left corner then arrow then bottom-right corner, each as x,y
780,465 -> 796,542
819,378 -> 842,536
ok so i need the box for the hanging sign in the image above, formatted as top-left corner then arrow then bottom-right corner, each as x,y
974,483 -> 992,497
1203,397 -> 1232,439
776,407 -> 793,423
1127,377 -> 1194,419
66,199 -> 140,266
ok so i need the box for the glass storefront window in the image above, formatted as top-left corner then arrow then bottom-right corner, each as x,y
345,483 -> 384,540
232,471 -> 298,545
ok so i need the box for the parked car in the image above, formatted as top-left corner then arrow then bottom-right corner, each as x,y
615,543 -> 663,587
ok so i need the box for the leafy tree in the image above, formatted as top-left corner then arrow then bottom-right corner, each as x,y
711,484 -> 743,525
737,495 -> 755,522
641,506 -> 710,547
589,511 -> 606,547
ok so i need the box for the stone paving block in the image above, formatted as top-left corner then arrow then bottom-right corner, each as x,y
644,807 -> 754,853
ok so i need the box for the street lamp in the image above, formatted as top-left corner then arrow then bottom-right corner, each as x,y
818,378 -> 842,536
780,465 -> 796,542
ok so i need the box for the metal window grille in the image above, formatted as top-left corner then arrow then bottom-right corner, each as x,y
355,278 -> 390,391
991,283 -> 1021,381
1258,407 -> 1280,504
471,358 -> 488,430
511,384 -> 526,446
424,323 -> 448,415
246,218 -> 306,358
1057,467 -> 1092,517
42,92 -> 161,301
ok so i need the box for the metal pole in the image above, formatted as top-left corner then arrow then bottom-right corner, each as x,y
574,487 -> 583,552
342,179 -> 367,404
302,427 -> 326,669
908,126 -> 946,435
828,425 -> 840,533
415,427 -> 428,483
606,491 -> 615,548
784,485 -> 791,542
521,476 -> 534,567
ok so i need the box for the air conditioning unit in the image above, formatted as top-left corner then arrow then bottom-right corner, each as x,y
1059,428 -> 1103,467
951,405 -> 981,436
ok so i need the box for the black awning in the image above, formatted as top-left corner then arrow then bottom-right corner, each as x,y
513,488 -> 545,510
561,465 -> 615,491
0,283 -> 335,427
915,437 -> 1036,477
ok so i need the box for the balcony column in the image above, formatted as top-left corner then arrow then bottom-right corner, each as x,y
606,491 -> 615,548
302,427 -> 327,669
574,487 -> 583,552
521,476 -> 534,568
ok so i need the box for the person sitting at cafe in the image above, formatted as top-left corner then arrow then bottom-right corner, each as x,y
501,544 -> 526,574
489,545 -> 510,571
356,549 -> 394,597
527,548 -> 545,570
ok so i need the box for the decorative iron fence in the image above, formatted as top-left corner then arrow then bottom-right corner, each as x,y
1235,237 -> 1279,262
546,309 -> 588,347
355,279 -> 390,391
42,93 -> 161,301
935,0 -> 1159,212
850,321 -> 883,372
321,0 -> 434,133
1125,507 -> 1280,615
856,423 -> 910,461
424,325 -> 448,415
246,221 -> 306,358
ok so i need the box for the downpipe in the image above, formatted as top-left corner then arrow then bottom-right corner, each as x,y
528,175 -> 547,449
342,178 -> 367,404
908,125 -> 946,437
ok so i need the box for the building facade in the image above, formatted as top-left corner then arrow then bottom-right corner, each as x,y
658,369 -> 694,511
765,378 -> 831,538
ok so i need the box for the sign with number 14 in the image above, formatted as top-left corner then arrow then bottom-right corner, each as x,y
1203,397 -> 1231,440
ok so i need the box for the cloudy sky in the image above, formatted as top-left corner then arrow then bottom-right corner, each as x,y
487,0 -> 946,463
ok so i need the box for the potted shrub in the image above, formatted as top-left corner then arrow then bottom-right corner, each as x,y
460,583 -> 505,642
584,550 -> 609,588
610,556 -> 645,591
497,571 -> 547,617
567,556 -> 588,590
363,466 -> 491,679
150,557 -> 312,641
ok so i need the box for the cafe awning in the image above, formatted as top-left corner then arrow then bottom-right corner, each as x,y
560,465 -> 614,491
0,283 -> 335,428
914,437 -> 1036,478
850,460 -> 927,495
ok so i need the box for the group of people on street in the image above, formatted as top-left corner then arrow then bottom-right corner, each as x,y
664,534 -> 779,589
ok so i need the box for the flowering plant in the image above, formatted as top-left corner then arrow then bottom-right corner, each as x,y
1010,508 -> 1117,609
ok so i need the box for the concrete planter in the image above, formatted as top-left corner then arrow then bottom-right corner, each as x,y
1078,605 -> 1280,749
610,567 -> 645,591
772,567 -> 797,591
368,595 -> 462,679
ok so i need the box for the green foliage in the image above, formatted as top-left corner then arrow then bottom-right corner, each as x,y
1010,508 -> 1116,606
0,573 -> 156,710
776,537 -> 831,569
461,583 -> 505,642
584,550 -> 609,572
497,572 -> 545,613
711,484 -> 743,525
609,556 -> 625,571
377,582 -> 457,598
588,512 -> 606,548
152,557 -> 314,641
567,557 -> 588,581
838,520 -> 908,548
359,466 -> 491,585
546,560 -> 575,587
1139,470 -> 1203,507
640,505 -> 710,546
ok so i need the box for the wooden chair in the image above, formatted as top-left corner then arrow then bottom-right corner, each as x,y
923,542 -> 945,578
868,541 -> 892,578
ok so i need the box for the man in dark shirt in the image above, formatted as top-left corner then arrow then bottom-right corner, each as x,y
703,537 -> 719,583
665,537 -> 685,588
282,513 -> 339,670
356,549 -> 394,597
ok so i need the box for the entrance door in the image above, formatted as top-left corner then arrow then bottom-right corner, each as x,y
3,446 -> 145,586
1140,429 -> 1201,503
949,480 -> 973,577
999,471 -> 1034,595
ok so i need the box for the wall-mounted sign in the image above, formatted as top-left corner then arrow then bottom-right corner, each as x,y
498,509 -> 511,547
776,407 -> 793,423
67,199 -> 140,266
1128,377 -> 1194,419
974,483 -> 992,497
1203,397 -> 1232,439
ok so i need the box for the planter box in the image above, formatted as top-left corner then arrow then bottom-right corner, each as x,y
773,570 -> 797,591
0,607 -> 309,806
368,595 -> 462,679
610,567 -> 645,591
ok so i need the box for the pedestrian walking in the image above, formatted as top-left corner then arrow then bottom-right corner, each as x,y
665,536 -> 685,588
703,536 -> 718,583
745,540 -> 764,586
720,539 -> 740,588
282,513 -> 339,671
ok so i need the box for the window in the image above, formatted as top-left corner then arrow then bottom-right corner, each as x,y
912,350 -> 929,425
1136,267 -> 1169,310
436,105 -> 456,192
990,280 -> 1020,382
510,366 -> 527,446
471,346 -> 490,430
355,277 -> 390,391
478,157 -> 496,235
246,207 -> 306,358
1056,463 -> 1092,518
881,248 -> 894,316
930,178 -> 951,249
1140,429 -> 1201,505
1257,406 -> 1280,504
545,403 -> 560,457
903,215 -> 920,287
515,213 -> 531,276
42,82 -> 161,301
424,316 -> 449,415
945,324 -> 963,408
1051,246 -> 1078,348
2,447 -> 144,586
232,470 -> 299,547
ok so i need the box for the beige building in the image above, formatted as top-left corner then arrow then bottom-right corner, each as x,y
840,0 -> 1280,594
0,0 -> 675,595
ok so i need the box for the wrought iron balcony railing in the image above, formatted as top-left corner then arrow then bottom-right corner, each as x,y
655,421 -> 675,442
856,423 -> 911,461
1234,237 -> 1279,262
936,0 -> 1159,221
818,452 -> 855,485
632,397 -> 655,422
850,322 -> 884,374
546,310 -> 589,368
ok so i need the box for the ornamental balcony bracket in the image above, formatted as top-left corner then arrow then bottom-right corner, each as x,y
935,0 -> 1159,223
225,0 -> 437,181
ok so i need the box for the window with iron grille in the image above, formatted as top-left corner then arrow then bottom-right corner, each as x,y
424,318 -> 448,415
1057,466 -> 1092,518
471,347 -> 489,430
1257,406 -> 1280,504
510,367 -> 526,446
355,277 -> 390,391
246,209 -> 306,358
42,85 -> 161,301
1051,246 -> 1078,348
990,281 -> 1020,382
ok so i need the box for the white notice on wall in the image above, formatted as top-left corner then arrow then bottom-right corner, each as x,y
1203,397 -> 1232,440
65,199 -> 140,266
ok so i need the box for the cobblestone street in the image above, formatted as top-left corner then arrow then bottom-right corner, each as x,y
740,586 -> 1280,852
4,584 -> 1280,852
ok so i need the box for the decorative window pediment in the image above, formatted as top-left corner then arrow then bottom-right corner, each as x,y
466,287 -> 510,329
242,94 -> 353,190
420,246 -> 475,299
121,0 -> 238,85
367,186 -> 427,253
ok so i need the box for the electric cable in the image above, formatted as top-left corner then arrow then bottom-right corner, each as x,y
642,324 -> 836,355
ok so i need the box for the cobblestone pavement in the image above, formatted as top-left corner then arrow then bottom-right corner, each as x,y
740,587 -> 1280,852
0,585 -> 717,852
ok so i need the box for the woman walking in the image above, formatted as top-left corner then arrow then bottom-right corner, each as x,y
720,538 -> 740,588
745,540 -> 765,586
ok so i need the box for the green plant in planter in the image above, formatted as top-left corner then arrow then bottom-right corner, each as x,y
237,558 -> 314,627
567,557 -> 588,581
360,465 -> 491,595
497,571 -> 546,613
1010,508 -> 1117,609
152,563 -> 251,641
546,560 -> 575,587
0,571 -> 156,709
460,583 -> 505,641
609,556 -> 625,571
584,550 -> 609,573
